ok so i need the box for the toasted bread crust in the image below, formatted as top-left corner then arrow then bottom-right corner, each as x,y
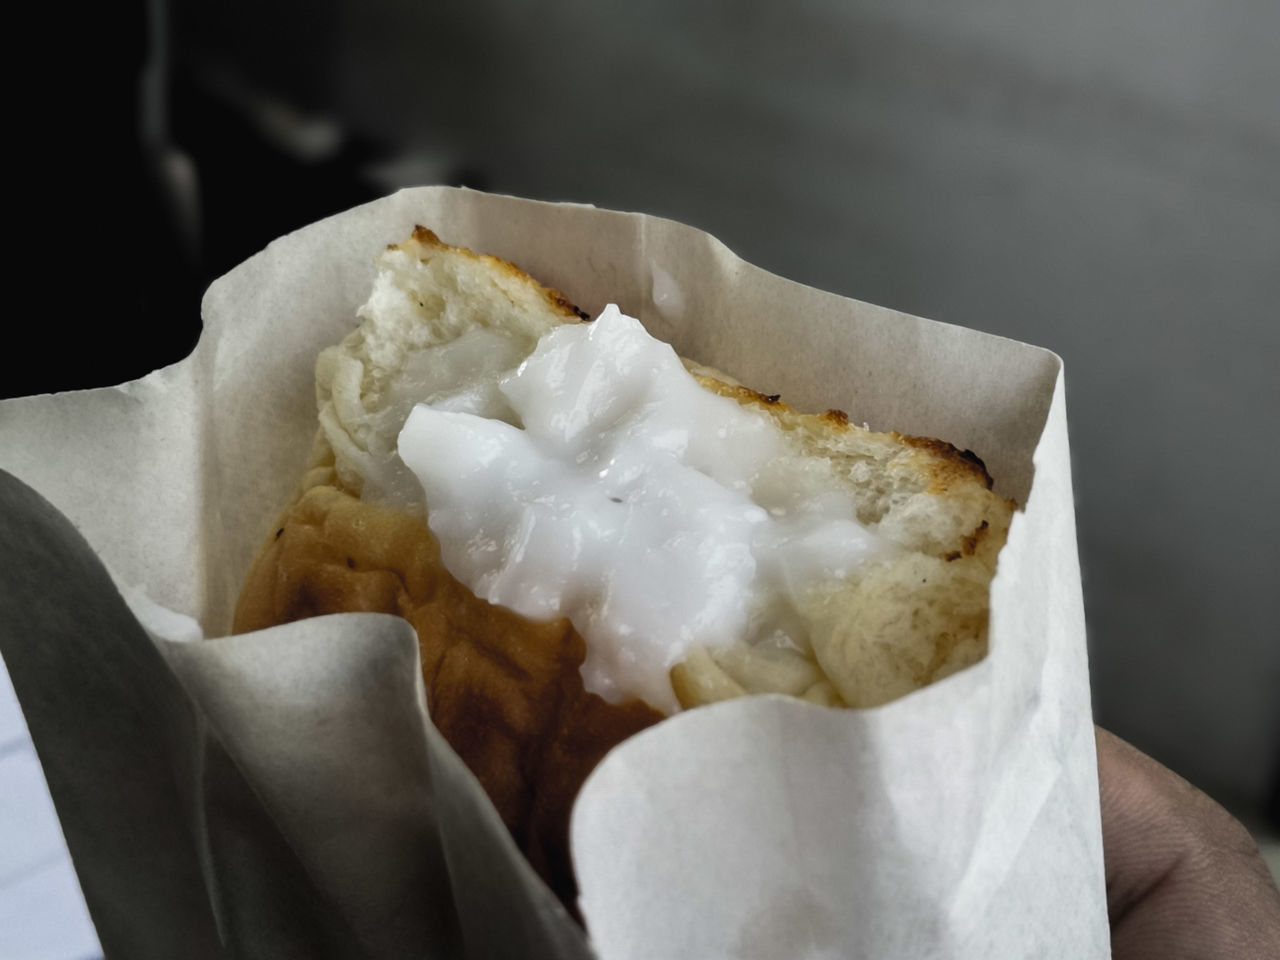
697,377 -> 999,492
408,227 -> 589,321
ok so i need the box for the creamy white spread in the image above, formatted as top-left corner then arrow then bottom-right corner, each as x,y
397,305 -> 893,713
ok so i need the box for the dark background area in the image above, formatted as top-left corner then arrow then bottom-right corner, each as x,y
17,0 -> 1280,832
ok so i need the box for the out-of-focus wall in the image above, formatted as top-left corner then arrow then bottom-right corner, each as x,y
176,0 -> 1280,815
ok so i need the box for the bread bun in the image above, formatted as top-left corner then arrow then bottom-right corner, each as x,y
234,227 -> 1014,907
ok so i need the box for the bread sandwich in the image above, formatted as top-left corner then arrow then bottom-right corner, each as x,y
234,227 -> 1015,907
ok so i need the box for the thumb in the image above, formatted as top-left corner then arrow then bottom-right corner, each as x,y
1095,726 -> 1280,959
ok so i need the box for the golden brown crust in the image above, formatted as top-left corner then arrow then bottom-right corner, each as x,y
899,434 -> 995,491
407,226 -> 589,321
234,485 -> 661,907
692,376 -> 998,496
823,408 -> 851,427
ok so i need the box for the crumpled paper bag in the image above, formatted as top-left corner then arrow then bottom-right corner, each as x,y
0,187 -> 1108,958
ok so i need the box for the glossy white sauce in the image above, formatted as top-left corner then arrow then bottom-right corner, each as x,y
398,305 -> 892,713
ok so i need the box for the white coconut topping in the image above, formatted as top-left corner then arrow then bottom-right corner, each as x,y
397,305 -> 894,713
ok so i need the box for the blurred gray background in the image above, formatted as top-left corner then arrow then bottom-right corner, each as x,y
168,0 -> 1280,818
5,0 -> 1278,952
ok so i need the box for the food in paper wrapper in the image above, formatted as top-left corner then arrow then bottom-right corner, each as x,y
234,227 -> 1015,906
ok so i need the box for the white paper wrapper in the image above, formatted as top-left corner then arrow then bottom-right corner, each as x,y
0,187 -> 1108,958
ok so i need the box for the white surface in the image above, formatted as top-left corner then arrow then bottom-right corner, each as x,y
0,653 -> 102,960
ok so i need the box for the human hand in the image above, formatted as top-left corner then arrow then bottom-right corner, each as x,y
1096,726 -> 1280,958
